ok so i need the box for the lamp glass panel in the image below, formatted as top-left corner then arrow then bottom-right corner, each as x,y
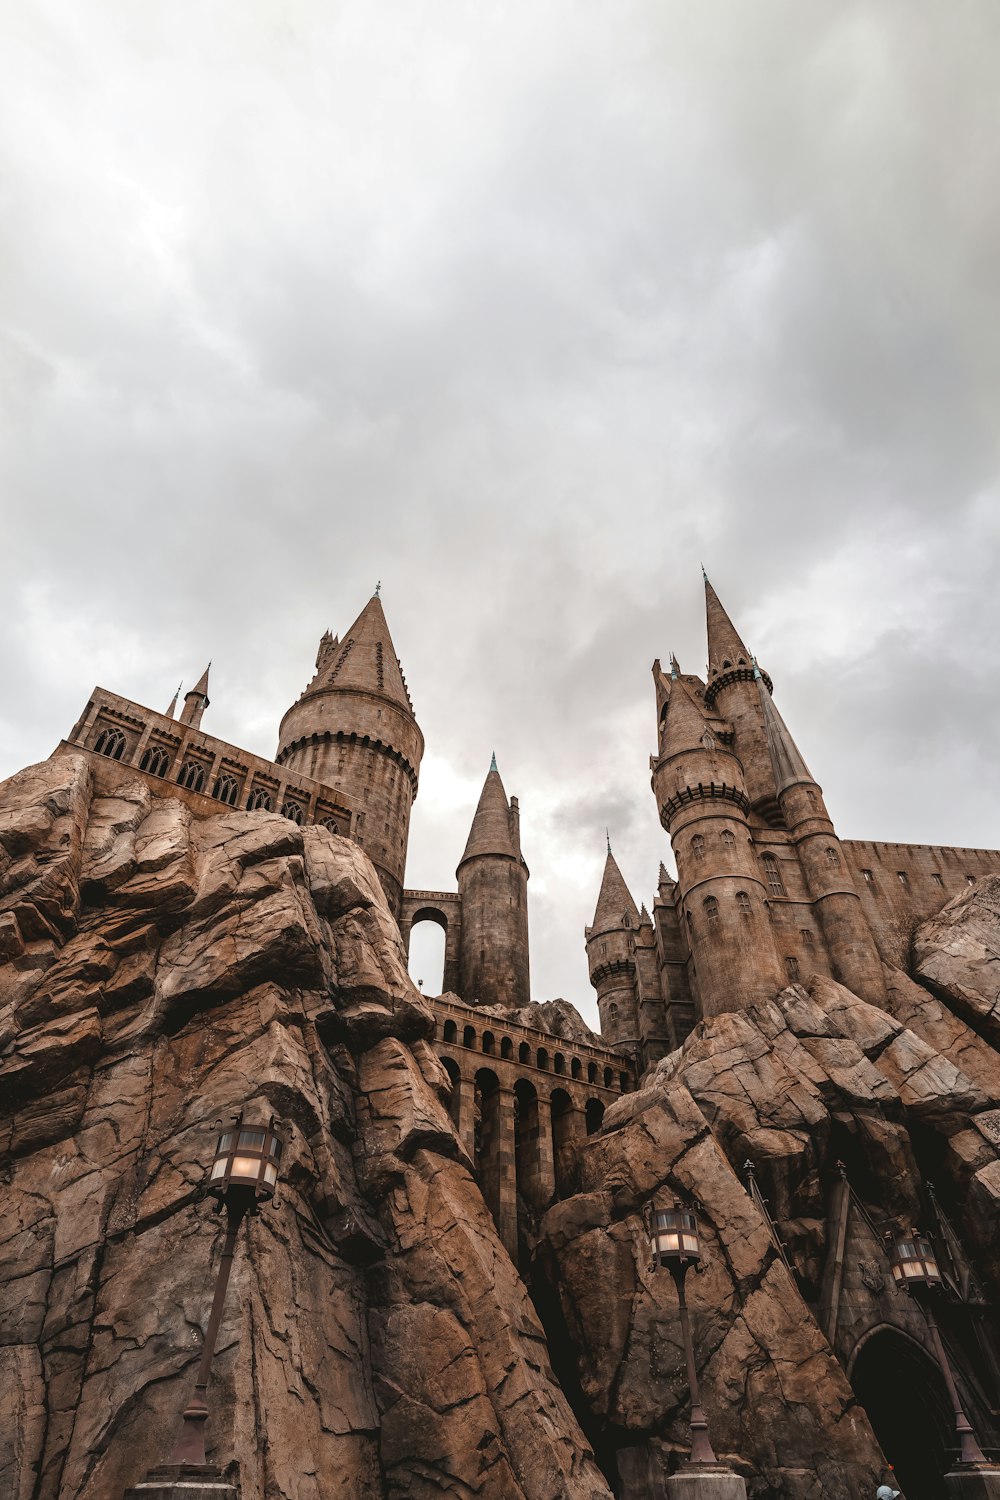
230,1154 -> 262,1181
263,1163 -> 277,1187
210,1158 -> 227,1180
216,1132 -> 233,1153
238,1129 -> 266,1149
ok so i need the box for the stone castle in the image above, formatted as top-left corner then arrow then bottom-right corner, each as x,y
4,573 -> 1000,1500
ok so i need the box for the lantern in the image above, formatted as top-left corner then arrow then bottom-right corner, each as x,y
207,1117 -> 283,1207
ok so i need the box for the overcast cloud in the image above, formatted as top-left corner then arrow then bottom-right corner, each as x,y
2,2 -> 999,1024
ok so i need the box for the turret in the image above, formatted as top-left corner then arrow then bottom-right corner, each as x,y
651,670 -> 786,1017
165,682 -> 182,719
180,665 -> 210,730
275,593 -> 423,919
456,756 -> 530,1007
754,664 -> 887,1005
701,575 -> 777,813
585,844 -> 642,1053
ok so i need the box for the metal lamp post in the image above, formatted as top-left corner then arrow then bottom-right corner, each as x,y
889,1229 -> 989,1469
649,1203 -> 720,1466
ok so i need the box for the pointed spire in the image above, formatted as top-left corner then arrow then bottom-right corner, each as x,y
165,681 -> 182,718
670,653 -> 680,680
756,673 -> 814,796
490,750 -> 498,773
304,595 -> 414,716
639,903 -> 652,927
591,848 -> 641,931
658,670 -> 711,760
704,574 -> 753,680
179,664 -> 211,729
606,828 -> 612,855
189,662 -> 211,699
459,759 -> 515,865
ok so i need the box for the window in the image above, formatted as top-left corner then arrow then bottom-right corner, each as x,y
967,875 -> 976,886
762,854 -> 785,897
897,871 -> 908,886
736,891 -> 752,915
691,834 -> 705,858
704,895 -> 719,923
801,929 -> 814,946
139,745 -> 170,778
587,1061 -> 598,1083
721,830 -> 735,848
608,1003 -> 619,1026
94,726 -> 127,760
785,956 -> 800,982
931,873 -> 943,887
213,774 -> 239,807
281,801 -> 305,826
178,760 -> 206,793
862,869 -> 874,884
247,788 -> 273,811
826,847 -> 840,866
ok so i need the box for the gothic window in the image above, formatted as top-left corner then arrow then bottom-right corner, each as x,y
623,913 -> 631,928
608,1003 -> 619,1026
178,760 -> 206,793
826,847 -> 840,866
704,895 -> 719,923
862,869 -> 874,884
931,873 -> 943,887
785,956 -> 800,982
691,834 -> 705,858
736,891 -> 752,916
801,929 -> 814,946
762,854 -> 785,897
721,830 -> 735,848
94,726 -> 127,760
213,774 -> 239,807
966,875 -> 976,886
247,787 -> 273,811
281,801 -> 305,825
897,871 -> 908,886
139,745 -> 170,777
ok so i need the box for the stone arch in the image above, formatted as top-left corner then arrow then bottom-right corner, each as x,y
440,1055 -> 461,1130
603,1066 -> 614,1088
442,1019 -> 457,1044
474,1068 -> 502,1227
514,1077 -> 548,1217
400,895 -> 462,995
553,1052 -> 566,1075
570,1056 -> 581,1080
482,1030 -> 496,1056
550,1087 -> 581,1198
518,1041 -> 531,1064
500,1035 -> 513,1060
463,1024 -> 476,1049
587,1061 -> 598,1084
585,1098 -> 605,1135
848,1324 -> 953,1500
537,1047 -> 550,1071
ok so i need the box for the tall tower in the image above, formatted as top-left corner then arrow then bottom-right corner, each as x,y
651,666 -> 787,1017
585,844 -> 641,1054
275,594 -> 423,919
456,756 -> 530,1008
180,665 -> 211,731
702,577 -> 776,815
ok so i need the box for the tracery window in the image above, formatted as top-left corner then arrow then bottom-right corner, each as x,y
785,956 -> 800,982
213,774 -> 239,807
736,891 -> 752,915
139,745 -> 170,777
721,830 -> 735,848
281,801 -> 305,826
178,760 -> 206,793
704,895 -> 719,923
762,854 -> 785,897
691,834 -> 705,858
246,787 -> 273,811
94,726 -> 127,760
826,847 -> 840,866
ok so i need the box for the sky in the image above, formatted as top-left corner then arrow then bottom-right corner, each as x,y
2,2 -> 999,1025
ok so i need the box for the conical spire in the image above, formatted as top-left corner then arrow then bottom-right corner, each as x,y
189,662 -> 211,700
459,759 -> 516,865
303,596 -> 414,716
704,575 -> 752,679
180,663 -> 211,729
755,664 -> 814,795
591,848 -> 641,931
658,671 -> 711,760
165,681 -> 182,718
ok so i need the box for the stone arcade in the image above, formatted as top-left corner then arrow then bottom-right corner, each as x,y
3,579 -> 1000,1500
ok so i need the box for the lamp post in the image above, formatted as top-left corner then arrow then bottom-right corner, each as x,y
647,1202 -> 748,1498
125,1113 -> 283,1499
888,1229 -> 989,1470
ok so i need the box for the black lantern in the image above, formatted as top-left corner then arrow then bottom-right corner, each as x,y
207,1119 -> 283,1206
647,1201 -> 719,1468
890,1228 -> 988,1469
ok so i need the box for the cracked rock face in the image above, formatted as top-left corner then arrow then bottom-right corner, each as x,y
0,754 -> 611,1500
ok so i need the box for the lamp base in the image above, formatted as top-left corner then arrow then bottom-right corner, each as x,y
123,1463 -> 237,1500
945,1465 -> 1000,1500
667,1465 -> 749,1500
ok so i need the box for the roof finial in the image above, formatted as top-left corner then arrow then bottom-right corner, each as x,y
669,653 -> 679,681
165,681 -> 183,718
701,562 -> 708,582
606,827 -> 611,855
752,656 -> 762,681
490,750 -> 498,773
374,579 -> 381,598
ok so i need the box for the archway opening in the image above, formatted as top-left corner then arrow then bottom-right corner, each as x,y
441,1056 -> 461,1131
851,1329 -> 953,1500
474,1069 -> 502,1225
407,915 -> 446,995
551,1087 -> 579,1199
585,1098 -> 605,1135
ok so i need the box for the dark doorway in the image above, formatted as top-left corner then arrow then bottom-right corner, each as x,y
851,1329 -> 953,1500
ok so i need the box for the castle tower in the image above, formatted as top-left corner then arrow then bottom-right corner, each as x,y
754,664 -> 888,1005
275,594 -> 423,919
701,576 -> 777,814
585,844 -> 642,1054
179,664 -> 210,730
456,755 -> 530,1008
651,667 -> 787,1017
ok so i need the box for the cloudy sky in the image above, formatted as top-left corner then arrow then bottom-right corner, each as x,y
2,2 -> 999,1024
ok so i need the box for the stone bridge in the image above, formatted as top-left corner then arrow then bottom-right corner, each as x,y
430,996 -> 634,1259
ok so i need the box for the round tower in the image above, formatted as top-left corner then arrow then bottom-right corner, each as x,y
275,594 -> 423,919
456,756 -> 530,1008
701,575 -> 778,815
585,845 -> 641,1055
651,668 -> 787,1018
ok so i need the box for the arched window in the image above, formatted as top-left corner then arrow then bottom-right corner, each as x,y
691,834 -> 705,858
94,726 -> 127,760
704,895 -> 719,923
320,817 -> 340,834
785,955 -> 800,982
826,846 -> 840,866
443,1019 -> 457,1044
619,1071 -> 629,1092
281,801 -> 304,825
537,1047 -> 550,1071
571,1056 -> 581,1080
247,787 -> 273,811
500,1036 -> 513,1060
603,1067 -> 614,1088
518,1041 -> 531,1064
463,1025 -> 476,1049
482,1031 -> 496,1056
587,1061 -> 598,1084
736,891 -> 752,916
762,854 -> 785,897
139,745 -> 170,777
178,760 -> 206,793
554,1052 -> 566,1075
801,929 -> 815,947
608,1002 -> 619,1026
721,830 -> 735,848
213,774 -> 239,807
